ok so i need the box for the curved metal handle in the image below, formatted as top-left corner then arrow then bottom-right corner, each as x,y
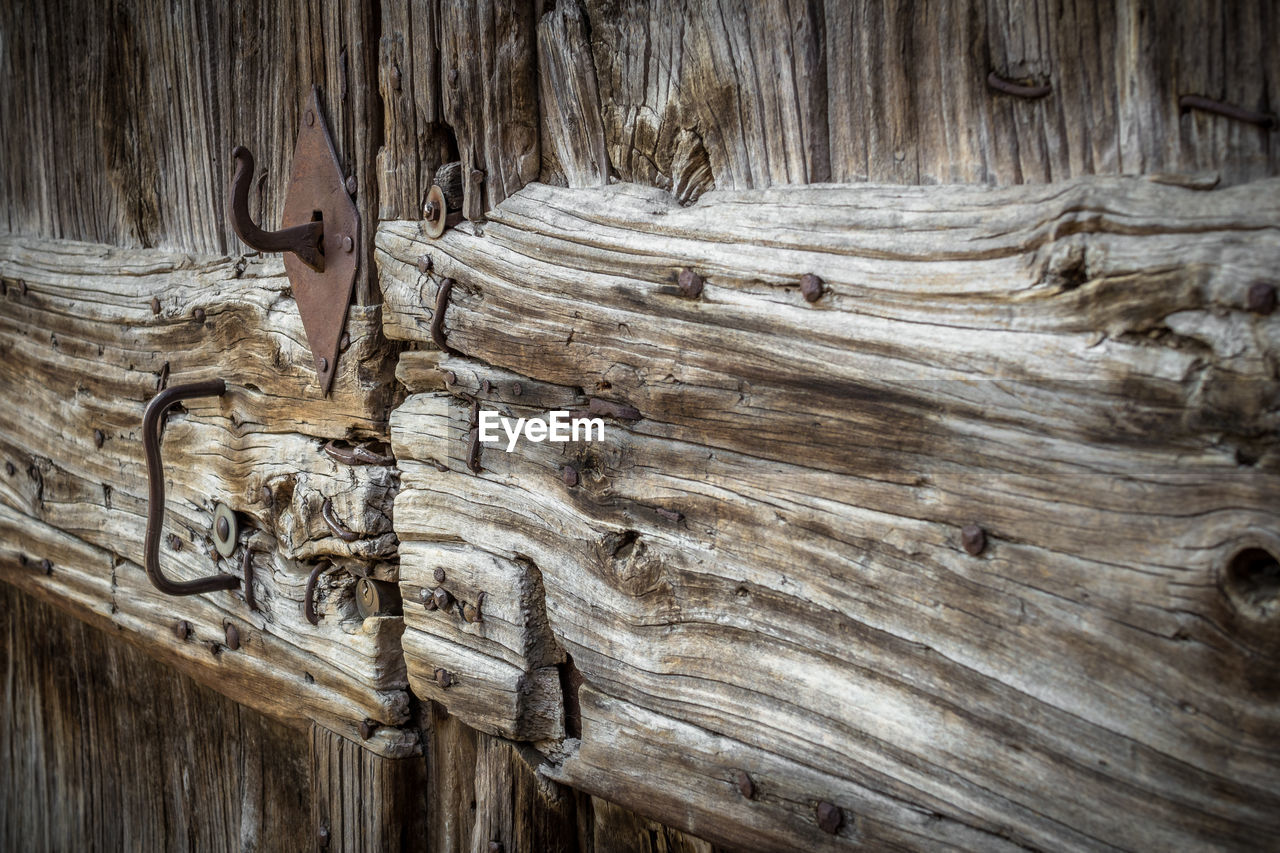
228,146 -> 325,271
143,380 -> 240,596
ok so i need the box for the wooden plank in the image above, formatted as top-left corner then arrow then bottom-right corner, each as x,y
537,0 -> 610,188
0,0 -> 382,302
0,581 -> 312,851
380,177 -> 1280,849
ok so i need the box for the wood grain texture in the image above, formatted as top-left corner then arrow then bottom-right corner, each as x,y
0,582 -> 312,852
0,0 -> 382,301
379,177 -> 1280,850
537,0 -> 610,188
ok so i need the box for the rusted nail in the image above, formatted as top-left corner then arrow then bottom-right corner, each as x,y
987,70 -> 1051,99
156,361 -> 170,391
481,379 -> 492,395
677,268 -> 704,298
435,667 -> 454,688
470,169 -> 485,185
421,588 -> 438,610
562,465 -> 579,487
1247,282 -> 1277,315
417,255 -> 433,274
5,462 -> 15,476
799,273 -> 824,303
432,278 -> 458,355
390,66 -> 402,91
224,623 -> 241,650
1179,94 -> 1277,131
167,533 -> 183,552
467,398 -> 482,473
588,397 -> 641,422
434,567 -> 447,583
961,524 -> 987,556
305,564 -> 324,625
441,369 -> 456,384
305,110 -> 316,127
339,333 -> 351,352
174,619 -> 192,641
321,497 -> 359,541
317,824 -> 329,848
511,383 -> 522,396
243,548 -> 258,612
216,515 -> 230,541
324,440 -> 395,467
463,597 -> 483,623
359,718 -> 378,740
734,769 -> 755,799
816,802 -> 844,834
150,296 -> 161,314
433,587 -> 454,611
345,175 -> 358,196
193,307 -> 206,323
93,429 -> 105,449
318,356 -> 329,372
656,507 -> 684,523
40,558 -> 53,575
207,640 -> 221,656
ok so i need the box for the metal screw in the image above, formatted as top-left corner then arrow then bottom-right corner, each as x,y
193,307 -> 206,323
359,718 -> 378,740
339,333 -> 351,352
174,620 -> 192,641
390,66 -> 402,91
434,567 -> 446,583
420,588 -> 437,610
217,516 -> 230,541
435,667 -> 454,688
345,175 -> 358,196
4,462 -> 15,476
417,254 -> 433,273
224,623 -> 240,651
562,465 -> 579,487
816,802 -> 844,834
319,357 -> 329,372
342,235 -> 354,253
799,273 -> 824,303
677,268 -> 704,298
150,296 -> 161,314
433,587 -> 453,611
40,558 -> 53,575
960,524 -> 987,556
305,110 -> 316,127
734,769 -> 755,800
1247,282 -> 1277,315
511,383 -> 522,396
470,169 -> 485,185
93,429 -> 105,449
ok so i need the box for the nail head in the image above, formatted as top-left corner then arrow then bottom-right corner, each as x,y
193,308 -> 206,323
359,718 -> 378,739
40,558 -> 53,575
417,255 -> 433,274
433,567 -> 446,583
470,169 -> 484,184
816,802 -> 844,834
150,297 -> 161,314
562,465 -> 579,487
345,175 -> 358,196
961,524 -> 987,556
93,429 -> 105,449
677,268 -> 704,298
800,273 -> 825,303
305,110 -> 315,126
4,462 -> 15,476
174,620 -> 192,640
319,357 -> 329,372
435,667 -> 453,688
224,623 -> 240,650
342,235 -> 354,253
339,333 -> 350,352
433,587 -> 453,611
1247,282 -> 1277,315
734,769 -> 755,799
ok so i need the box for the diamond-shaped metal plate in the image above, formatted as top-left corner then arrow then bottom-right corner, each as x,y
282,86 -> 358,396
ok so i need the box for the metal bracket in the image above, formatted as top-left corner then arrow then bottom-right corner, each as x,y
228,86 -> 358,395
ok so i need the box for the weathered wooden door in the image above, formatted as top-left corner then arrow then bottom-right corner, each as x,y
2,1 -> 1278,851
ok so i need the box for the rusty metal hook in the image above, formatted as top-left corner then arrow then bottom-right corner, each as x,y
142,380 -> 241,596
228,146 -> 326,271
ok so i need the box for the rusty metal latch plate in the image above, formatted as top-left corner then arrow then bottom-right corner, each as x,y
282,87 -> 359,395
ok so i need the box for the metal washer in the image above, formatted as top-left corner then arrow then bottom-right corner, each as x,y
212,502 -> 238,558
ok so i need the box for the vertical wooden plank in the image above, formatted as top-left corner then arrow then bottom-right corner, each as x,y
470,733 -> 577,853
537,0 -> 610,188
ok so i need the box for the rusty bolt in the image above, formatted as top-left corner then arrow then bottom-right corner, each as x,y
816,802 -> 844,834
345,174 -> 358,196
417,255 -> 433,274
5,462 -> 14,476
390,66 -> 402,91
40,558 -> 53,575
433,567 -> 447,584
305,110 -> 316,127
216,515 -> 230,541
224,623 -> 240,651
174,620 -> 192,641
93,429 -> 105,449
1247,282 -> 1277,315
193,307 -> 206,323
734,769 -> 756,800
470,168 -> 485,185
318,357 -> 329,372
677,268 -> 704,298
463,601 -> 482,623
799,273 -> 825,303
317,824 -> 329,848
420,588 -> 437,610
339,333 -> 351,352
150,296 -> 161,314
433,587 -> 454,611
359,718 -> 378,740
960,524 -> 987,556
435,667 -> 454,688
342,235 -> 354,253
562,465 -> 579,487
